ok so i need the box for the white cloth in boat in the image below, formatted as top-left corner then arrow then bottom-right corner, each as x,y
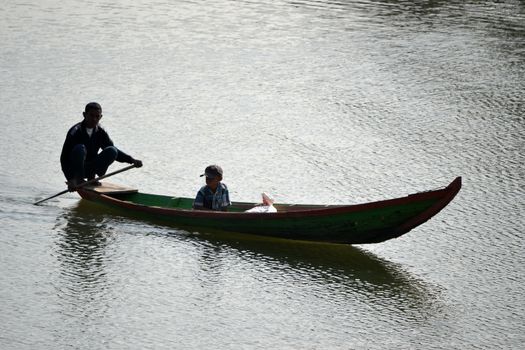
246,205 -> 277,213
245,192 -> 277,213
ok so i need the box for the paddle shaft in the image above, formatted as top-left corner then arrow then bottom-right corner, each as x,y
33,164 -> 137,205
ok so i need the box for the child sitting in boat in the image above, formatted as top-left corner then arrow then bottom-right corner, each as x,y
246,192 -> 277,213
192,165 -> 231,211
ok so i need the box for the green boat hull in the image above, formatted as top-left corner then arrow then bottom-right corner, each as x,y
77,177 -> 461,244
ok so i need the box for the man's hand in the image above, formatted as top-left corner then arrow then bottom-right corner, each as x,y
66,181 -> 75,192
132,159 -> 143,168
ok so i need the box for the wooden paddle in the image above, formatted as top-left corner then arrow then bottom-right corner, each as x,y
33,164 -> 138,205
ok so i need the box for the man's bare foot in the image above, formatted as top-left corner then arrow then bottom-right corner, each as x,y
67,178 -> 86,191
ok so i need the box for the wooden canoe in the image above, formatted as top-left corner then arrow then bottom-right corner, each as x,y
77,177 -> 461,244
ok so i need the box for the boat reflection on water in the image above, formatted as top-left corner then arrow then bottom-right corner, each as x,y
52,202 -> 115,318
57,199 -> 444,316
188,229 -> 442,314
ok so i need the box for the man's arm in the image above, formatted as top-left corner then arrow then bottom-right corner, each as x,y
101,129 -> 142,167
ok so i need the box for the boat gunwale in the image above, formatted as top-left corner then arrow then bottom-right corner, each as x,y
77,177 -> 462,220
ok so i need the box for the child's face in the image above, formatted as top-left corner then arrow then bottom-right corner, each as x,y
205,175 -> 221,190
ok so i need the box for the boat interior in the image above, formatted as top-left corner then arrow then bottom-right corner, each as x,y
86,182 -> 341,212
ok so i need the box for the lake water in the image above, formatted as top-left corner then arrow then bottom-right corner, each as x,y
1,0 -> 524,348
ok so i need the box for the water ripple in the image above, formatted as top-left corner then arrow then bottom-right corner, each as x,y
1,0 -> 525,348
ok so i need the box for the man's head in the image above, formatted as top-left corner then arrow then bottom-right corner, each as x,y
200,165 -> 223,190
83,102 -> 102,128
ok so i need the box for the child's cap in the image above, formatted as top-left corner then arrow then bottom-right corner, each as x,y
200,165 -> 223,178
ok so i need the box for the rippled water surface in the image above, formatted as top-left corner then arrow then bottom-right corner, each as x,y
1,0 -> 524,349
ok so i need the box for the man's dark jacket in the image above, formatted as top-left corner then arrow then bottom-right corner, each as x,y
60,121 -> 134,180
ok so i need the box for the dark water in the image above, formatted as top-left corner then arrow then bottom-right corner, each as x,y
1,0 -> 524,349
